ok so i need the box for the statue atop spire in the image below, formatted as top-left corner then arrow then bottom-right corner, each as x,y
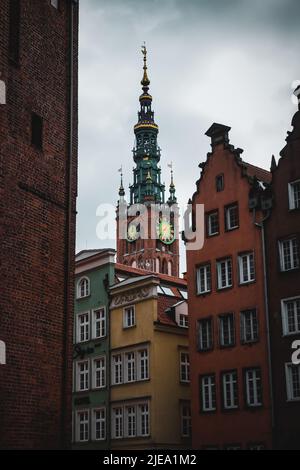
168,162 -> 177,204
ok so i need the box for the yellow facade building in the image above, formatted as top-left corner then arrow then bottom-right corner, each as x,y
109,266 -> 191,449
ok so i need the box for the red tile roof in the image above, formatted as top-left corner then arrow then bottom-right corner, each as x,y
244,162 -> 272,184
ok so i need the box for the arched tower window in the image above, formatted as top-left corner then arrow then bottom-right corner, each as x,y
162,259 -> 168,275
167,261 -> 173,276
155,258 -> 161,273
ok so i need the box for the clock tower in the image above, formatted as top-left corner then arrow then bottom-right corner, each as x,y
116,46 -> 180,277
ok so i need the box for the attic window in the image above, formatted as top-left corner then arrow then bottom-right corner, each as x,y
31,112 -> 43,150
216,174 -> 224,192
161,286 -> 175,297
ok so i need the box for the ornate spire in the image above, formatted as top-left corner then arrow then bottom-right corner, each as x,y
129,46 -> 165,204
168,163 -> 177,204
141,43 -> 150,92
118,167 -> 125,199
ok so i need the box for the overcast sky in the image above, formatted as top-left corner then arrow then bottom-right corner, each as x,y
77,0 -> 300,272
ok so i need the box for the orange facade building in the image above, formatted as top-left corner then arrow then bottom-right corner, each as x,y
186,124 -> 273,449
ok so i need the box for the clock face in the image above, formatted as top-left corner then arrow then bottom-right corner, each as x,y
157,218 -> 175,245
127,223 -> 138,242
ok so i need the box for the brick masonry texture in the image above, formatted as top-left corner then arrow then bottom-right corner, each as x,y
0,0 -> 78,449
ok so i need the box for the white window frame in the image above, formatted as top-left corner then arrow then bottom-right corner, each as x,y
125,405 -> 137,438
76,409 -> 89,443
279,238 -> 300,272
238,252 -> 255,284
222,371 -> 238,409
196,264 -> 211,295
125,351 -> 136,383
111,347 -> 149,385
76,360 -> 89,392
217,258 -> 233,290
123,305 -> 136,329
92,307 -> 106,339
181,403 -> 191,438
219,314 -> 235,347
240,309 -> 258,343
285,363 -> 300,402
245,369 -> 262,407
111,407 -> 123,439
207,211 -> 219,236
201,375 -> 216,412
281,296 -> 300,336
92,407 -> 106,441
77,276 -> 90,299
112,354 -> 123,385
198,319 -> 213,351
76,311 -> 90,343
226,204 -> 239,230
111,402 -> 150,439
288,180 -> 300,210
179,314 -> 188,328
180,352 -> 190,383
92,356 -> 106,390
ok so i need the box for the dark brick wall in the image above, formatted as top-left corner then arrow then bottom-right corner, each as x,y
0,0 -> 78,449
265,112 -> 300,450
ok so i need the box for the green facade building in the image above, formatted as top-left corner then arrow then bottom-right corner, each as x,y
72,249 -> 115,449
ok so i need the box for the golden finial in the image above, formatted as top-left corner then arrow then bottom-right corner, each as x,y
141,42 -> 150,88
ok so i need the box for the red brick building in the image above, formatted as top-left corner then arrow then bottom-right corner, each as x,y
265,88 -> 300,450
0,0 -> 78,449
186,123 -> 273,449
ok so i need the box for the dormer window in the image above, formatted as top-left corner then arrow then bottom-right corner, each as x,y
77,277 -> 90,299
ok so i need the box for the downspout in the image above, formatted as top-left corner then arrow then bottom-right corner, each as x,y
253,209 -> 275,445
61,0 -> 78,449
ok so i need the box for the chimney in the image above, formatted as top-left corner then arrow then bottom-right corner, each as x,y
205,123 -> 231,149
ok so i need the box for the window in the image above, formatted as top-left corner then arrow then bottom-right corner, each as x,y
111,402 -> 150,439
279,238 -> 300,271
217,258 -> 233,289
76,361 -> 89,392
77,312 -> 89,343
238,252 -> 255,284
245,368 -> 262,407
196,264 -> 211,295
76,410 -> 89,443
219,314 -> 235,347
241,309 -> 258,343
50,0 -> 59,8
92,357 -> 106,389
112,407 -> 123,439
126,406 -> 136,437
180,352 -> 190,383
123,306 -> 135,328
77,277 -> 90,299
216,174 -> 224,192
125,352 -> 136,383
285,363 -> 300,401
112,354 -> 122,385
201,374 -> 216,412
225,204 -> 239,231
179,314 -> 188,328
139,403 -> 150,437
139,349 -> 149,381
198,319 -> 213,351
31,112 -> 43,150
207,211 -> 219,237
92,308 -> 106,339
181,403 -> 191,438
111,348 -> 149,385
93,408 -> 106,441
161,286 -> 175,297
222,371 -> 238,409
288,180 -> 300,210
282,297 -> 300,335
9,0 -> 20,65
